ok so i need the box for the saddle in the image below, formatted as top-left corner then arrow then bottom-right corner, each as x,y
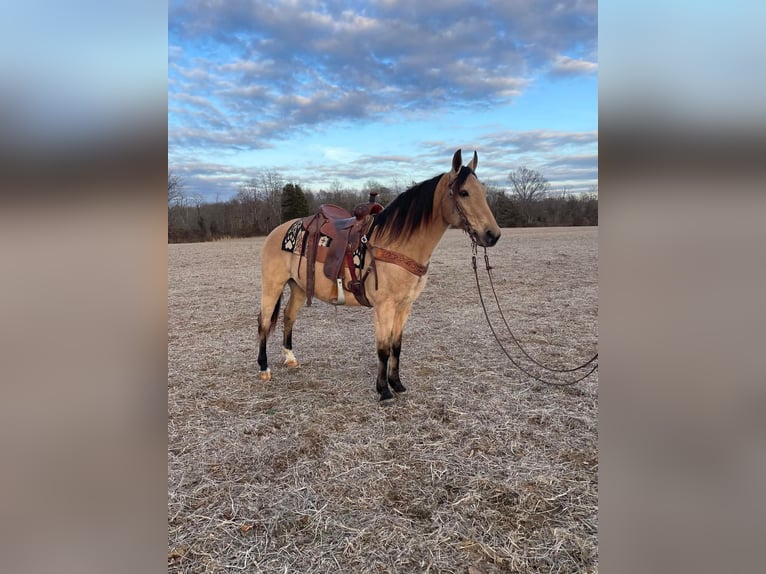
300,193 -> 383,307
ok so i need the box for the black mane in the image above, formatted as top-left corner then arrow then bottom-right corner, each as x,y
372,173 -> 442,243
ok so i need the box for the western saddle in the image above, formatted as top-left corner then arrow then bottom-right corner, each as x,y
300,192 -> 383,307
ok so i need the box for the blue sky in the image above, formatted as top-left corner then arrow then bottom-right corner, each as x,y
169,0 -> 597,202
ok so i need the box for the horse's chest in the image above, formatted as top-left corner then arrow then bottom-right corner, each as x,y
405,274 -> 428,302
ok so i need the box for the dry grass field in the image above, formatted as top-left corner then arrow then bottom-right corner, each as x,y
168,227 -> 598,574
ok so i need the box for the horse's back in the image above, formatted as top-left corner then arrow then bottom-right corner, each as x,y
263,219 -> 300,251
261,219 -> 300,278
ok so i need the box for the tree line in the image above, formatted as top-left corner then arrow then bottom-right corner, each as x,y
168,167 -> 597,243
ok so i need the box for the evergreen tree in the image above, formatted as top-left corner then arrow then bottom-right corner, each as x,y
280,183 -> 310,222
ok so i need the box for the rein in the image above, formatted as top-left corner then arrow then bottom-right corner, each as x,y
471,242 -> 598,386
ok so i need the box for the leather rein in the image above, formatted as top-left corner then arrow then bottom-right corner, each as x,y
471,241 -> 599,385
449,169 -> 598,385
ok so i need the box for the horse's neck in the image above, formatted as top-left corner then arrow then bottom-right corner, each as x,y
376,182 -> 450,266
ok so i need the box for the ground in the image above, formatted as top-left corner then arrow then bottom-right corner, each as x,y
168,227 -> 598,573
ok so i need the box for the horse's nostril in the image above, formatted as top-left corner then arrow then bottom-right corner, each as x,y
485,229 -> 500,246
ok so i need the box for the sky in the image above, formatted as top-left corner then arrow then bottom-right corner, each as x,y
169,0 -> 597,203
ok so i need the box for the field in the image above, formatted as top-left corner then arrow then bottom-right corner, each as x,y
168,227 -> 598,573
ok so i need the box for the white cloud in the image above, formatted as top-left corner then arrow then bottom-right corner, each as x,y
322,147 -> 362,162
168,1 -> 597,198
169,0 -> 597,141
551,55 -> 598,76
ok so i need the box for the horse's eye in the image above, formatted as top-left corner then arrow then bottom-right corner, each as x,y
459,189 -> 469,197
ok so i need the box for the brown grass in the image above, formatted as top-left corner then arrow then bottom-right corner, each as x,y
168,227 -> 598,573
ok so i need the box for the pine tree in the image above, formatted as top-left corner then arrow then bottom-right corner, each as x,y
281,183 -> 310,222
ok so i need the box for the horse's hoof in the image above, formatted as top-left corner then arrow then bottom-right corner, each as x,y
380,397 -> 396,407
391,382 -> 407,393
282,349 -> 298,368
259,369 -> 272,381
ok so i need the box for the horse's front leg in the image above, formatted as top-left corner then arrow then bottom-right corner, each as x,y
386,334 -> 406,393
387,302 -> 413,394
374,303 -> 396,402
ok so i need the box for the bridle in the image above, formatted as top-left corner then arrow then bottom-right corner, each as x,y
448,169 -> 479,243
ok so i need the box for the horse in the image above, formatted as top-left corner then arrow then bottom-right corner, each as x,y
257,149 -> 501,402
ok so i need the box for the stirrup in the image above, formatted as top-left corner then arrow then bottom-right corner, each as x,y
332,278 -> 346,305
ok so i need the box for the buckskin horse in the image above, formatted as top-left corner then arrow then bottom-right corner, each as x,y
257,149 -> 501,402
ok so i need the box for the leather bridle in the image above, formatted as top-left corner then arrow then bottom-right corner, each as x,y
448,169 -> 479,243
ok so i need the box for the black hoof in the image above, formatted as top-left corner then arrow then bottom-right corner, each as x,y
378,388 -> 394,402
390,381 -> 407,393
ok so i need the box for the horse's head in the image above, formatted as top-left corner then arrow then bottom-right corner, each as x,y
445,149 -> 501,247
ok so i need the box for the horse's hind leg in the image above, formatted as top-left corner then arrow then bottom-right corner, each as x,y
257,291 -> 281,380
258,275 -> 288,380
282,279 -> 306,367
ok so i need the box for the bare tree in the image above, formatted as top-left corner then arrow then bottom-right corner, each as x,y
485,183 -> 503,214
168,171 -> 186,238
318,179 -> 359,211
255,170 -> 284,233
235,170 -> 285,234
329,179 -> 344,195
168,171 -> 184,207
235,181 -> 259,235
363,179 -> 395,205
508,167 -> 550,225
388,176 -> 406,196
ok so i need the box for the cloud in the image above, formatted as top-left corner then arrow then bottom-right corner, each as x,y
421,130 -> 598,192
170,160 -> 254,202
480,130 -> 598,155
169,0 -> 597,153
171,128 -> 598,203
541,154 -> 599,191
551,55 -> 598,77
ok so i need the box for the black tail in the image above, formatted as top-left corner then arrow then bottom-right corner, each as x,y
258,295 -> 282,337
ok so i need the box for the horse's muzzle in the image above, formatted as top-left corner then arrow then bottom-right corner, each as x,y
480,228 -> 501,247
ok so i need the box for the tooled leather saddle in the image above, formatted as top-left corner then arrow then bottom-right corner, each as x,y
300,193 -> 383,307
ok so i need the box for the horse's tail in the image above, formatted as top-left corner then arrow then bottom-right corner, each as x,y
258,294 -> 282,337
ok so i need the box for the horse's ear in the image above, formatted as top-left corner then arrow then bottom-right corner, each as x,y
452,149 -> 462,174
468,150 -> 478,172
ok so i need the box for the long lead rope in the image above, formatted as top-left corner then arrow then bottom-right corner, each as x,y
472,243 -> 598,386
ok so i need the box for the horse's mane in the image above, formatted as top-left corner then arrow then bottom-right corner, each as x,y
373,173 -> 442,243
373,166 -> 475,242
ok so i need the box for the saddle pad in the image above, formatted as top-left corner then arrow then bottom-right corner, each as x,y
280,219 -> 305,253
280,219 -> 366,271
